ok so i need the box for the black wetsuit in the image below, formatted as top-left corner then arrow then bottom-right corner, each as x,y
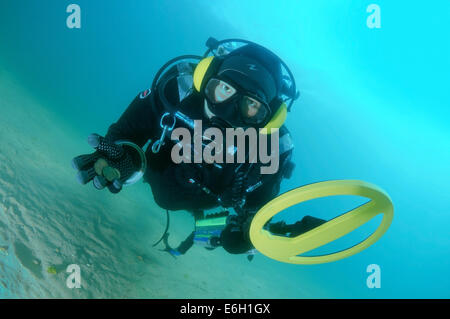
103,78 -> 326,256
105,85 -> 293,214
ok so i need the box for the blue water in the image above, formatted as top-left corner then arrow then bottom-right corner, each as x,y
0,0 -> 449,298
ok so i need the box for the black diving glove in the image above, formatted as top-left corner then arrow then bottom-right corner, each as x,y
71,133 -> 138,193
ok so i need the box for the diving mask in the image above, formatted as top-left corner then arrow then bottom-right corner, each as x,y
204,78 -> 271,127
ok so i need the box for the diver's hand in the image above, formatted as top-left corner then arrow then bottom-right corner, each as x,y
71,133 -> 137,193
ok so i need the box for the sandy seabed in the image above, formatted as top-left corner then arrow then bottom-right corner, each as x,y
0,70 -> 316,299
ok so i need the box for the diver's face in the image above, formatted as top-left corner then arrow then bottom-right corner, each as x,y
204,99 -> 232,129
203,78 -> 270,128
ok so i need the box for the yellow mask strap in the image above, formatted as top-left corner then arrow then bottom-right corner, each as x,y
193,56 -> 215,92
260,102 -> 287,134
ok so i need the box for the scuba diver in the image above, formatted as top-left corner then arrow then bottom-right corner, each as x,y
72,38 -> 326,260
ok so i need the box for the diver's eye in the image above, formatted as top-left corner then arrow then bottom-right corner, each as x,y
242,97 -> 262,118
220,83 -> 232,95
205,78 -> 236,103
214,80 -> 236,102
247,100 -> 258,109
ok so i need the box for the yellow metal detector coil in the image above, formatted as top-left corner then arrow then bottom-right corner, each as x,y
249,180 -> 394,265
